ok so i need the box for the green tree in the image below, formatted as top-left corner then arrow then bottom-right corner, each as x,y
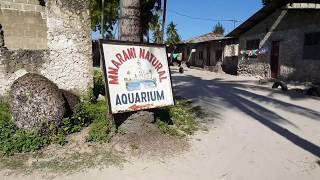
166,21 -> 181,45
90,0 -> 119,39
140,0 -> 162,42
213,22 -> 225,35
149,13 -> 162,43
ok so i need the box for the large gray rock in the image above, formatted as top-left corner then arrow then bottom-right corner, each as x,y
118,111 -> 155,134
10,73 -> 66,132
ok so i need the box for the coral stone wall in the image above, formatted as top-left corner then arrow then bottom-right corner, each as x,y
41,0 -> 93,95
0,0 -> 92,96
0,0 -> 47,49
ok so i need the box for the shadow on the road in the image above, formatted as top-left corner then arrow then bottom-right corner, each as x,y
172,73 -> 320,158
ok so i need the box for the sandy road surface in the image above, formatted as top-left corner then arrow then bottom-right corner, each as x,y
4,67 -> 320,180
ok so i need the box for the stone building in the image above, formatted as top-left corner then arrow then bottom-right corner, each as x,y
228,0 -> 320,83
177,32 -> 238,73
0,0 -> 93,96
0,0 -> 47,49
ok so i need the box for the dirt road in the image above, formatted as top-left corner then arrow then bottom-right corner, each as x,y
5,68 -> 320,180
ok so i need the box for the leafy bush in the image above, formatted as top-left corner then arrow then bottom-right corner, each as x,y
0,102 -> 49,155
86,101 -> 110,143
92,70 -> 105,99
51,100 -> 110,145
155,99 -> 198,136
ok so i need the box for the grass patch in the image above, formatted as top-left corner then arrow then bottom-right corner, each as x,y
155,98 -> 200,137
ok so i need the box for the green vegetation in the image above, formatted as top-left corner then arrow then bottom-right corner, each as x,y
86,101 -> 111,143
0,70 -> 109,155
0,102 -> 49,155
52,100 -> 110,145
90,0 -> 119,38
92,69 -> 105,101
0,98 -> 110,155
155,98 -> 199,137
90,0 -> 162,40
166,21 -> 181,45
0,70 -> 200,156
213,22 -> 225,35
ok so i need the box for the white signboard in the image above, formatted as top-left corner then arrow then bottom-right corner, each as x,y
100,41 -> 174,114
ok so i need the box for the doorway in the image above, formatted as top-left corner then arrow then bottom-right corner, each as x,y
215,50 -> 223,63
270,41 -> 280,78
206,46 -> 211,66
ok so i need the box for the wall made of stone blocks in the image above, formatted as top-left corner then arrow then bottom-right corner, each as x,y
0,48 -> 48,95
42,0 -> 93,95
0,0 -> 47,50
0,0 -> 93,96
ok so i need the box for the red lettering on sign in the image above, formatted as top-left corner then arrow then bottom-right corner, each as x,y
139,48 -> 146,59
107,47 -> 169,85
158,71 -> 167,83
127,48 -> 136,59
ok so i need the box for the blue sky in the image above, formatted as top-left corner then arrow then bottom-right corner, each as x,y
166,0 -> 262,40
92,0 -> 263,41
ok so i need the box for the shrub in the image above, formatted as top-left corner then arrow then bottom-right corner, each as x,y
86,101 -> 110,143
92,70 -> 105,99
51,100 -> 110,144
0,102 -> 49,155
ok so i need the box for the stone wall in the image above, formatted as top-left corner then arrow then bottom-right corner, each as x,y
42,0 -> 93,94
0,48 -> 48,95
0,0 -> 47,49
238,9 -> 320,83
0,0 -> 92,96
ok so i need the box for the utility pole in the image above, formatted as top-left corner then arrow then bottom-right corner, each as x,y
101,0 -> 105,39
230,20 -> 240,29
161,0 -> 167,43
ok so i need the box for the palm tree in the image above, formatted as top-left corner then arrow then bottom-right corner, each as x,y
166,22 -> 181,45
140,0 -> 162,42
119,0 -> 141,42
149,13 -> 162,43
90,0 -> 119,39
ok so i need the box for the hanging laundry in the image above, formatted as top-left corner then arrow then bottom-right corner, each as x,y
240,49 -> 259,61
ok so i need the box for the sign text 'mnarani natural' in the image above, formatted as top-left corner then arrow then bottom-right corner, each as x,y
107,47 -> 168,85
